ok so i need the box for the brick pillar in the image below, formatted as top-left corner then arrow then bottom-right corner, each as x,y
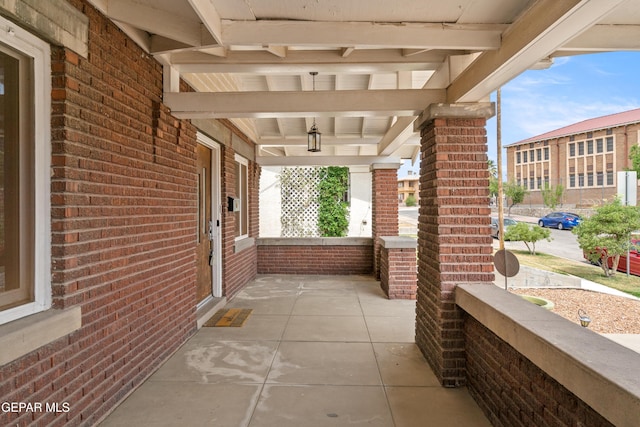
371,163 -> 401,278
414,103 -> 495,387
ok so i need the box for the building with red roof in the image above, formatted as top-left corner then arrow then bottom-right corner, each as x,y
506,108 -> 640,207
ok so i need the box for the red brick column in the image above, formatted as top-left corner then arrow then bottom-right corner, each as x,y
371,163 -> 401,278
414,103 -> 495,386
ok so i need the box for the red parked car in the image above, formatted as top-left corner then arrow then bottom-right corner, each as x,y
583,240 -> 640,276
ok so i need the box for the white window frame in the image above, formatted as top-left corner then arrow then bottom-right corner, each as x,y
0,17 -> 51,325
234,154 -> 249,241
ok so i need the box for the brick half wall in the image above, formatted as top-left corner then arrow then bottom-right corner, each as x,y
457,284 -> 640,427
257,238 -> 373,275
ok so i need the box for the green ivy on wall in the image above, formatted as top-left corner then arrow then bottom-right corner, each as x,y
317,166 -> 350,237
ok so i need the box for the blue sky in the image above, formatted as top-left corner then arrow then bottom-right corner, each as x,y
399,51 -> 640,177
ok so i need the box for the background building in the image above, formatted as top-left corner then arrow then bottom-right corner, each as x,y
398,171 -> 420,205
506,108 -> 640,207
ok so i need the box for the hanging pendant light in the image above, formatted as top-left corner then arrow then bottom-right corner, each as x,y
307,72 -> 321,152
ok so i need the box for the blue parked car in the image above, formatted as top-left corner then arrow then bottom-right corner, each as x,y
537,212 -> 581,230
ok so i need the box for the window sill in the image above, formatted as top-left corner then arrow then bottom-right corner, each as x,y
0,306 -> 82,366
234,237 -> 255,253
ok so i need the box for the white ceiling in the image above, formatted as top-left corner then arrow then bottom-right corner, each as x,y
89,0 -> 640,166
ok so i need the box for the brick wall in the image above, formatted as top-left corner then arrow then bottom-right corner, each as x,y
257,241 -> 373,275
0,1 -> 257,425
379,247 -> 417,299
416,114 -> 495,386
220,143 -> 259,299
371,167 -> 399,278
465,317 -> 614,427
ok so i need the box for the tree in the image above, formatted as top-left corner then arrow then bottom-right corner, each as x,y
541,183 -> 564,209
487,160 -> 500,200
504,181 -> 528,215
488,177 -> 500,199
573,198 -> 640,277
405,194 -> 417,207
504,222 -> 551,255
629,145 -> 640,175
487,159 -> 498,179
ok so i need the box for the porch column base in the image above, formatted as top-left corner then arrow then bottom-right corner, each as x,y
379,236 -> 417,299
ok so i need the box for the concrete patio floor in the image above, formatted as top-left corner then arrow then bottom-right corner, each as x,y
99,275 -> 492,427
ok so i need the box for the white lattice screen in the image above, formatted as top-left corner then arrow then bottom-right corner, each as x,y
280,167 -> 321,237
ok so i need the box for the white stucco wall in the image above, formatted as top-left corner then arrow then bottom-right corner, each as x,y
348,166 -> 372,237
259,166 -> 283,237
259,166 -> 372,237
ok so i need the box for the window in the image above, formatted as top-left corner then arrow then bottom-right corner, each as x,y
569,174 -> 576,188
523,151 -> 528,163
0,20 -> 51,325
587,140 -> 593,154
536,177 -> 542,189
234,155 -> 249,238
523,178 -> 528,188
537,149 -> 542,161
607,172 -> 614,185
578,173 -> 584,187
569,143 -> 575,157
587,173 -> 593,186
597,173 -> 604,186
544,147 -> 549,160
596,138 -> 603,153
578,141 -> 584,156
516,152 -> 521,164
606,136 -> 614,152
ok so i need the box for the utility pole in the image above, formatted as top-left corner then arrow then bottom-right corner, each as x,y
497,88 -> 505,251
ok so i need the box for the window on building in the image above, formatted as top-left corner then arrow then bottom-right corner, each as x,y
234,155 -> 249,238
587,140 -> 593,154
544,176 -> 549,187
536,149 -> 542,161
569,143 -> 575,157
587,173 -> 594,186
578,173 -> 584,187
0,23 -> 51,324
516,152 -> 521,164
536,177 -> 542,189
607,171 -> 614,185
606,136 -> 614,152
569,174 -> 576,188
523,178 -> 528,188
596,138 -> 603,153
523,151 -> 528,163
578,141 -> 584,156
530,180 -> 534,190
529,150 -> 534,161
544,147 -> 549,160
587,131 -> 593,138
597,173 -> 604,186
398,182 -> 403,188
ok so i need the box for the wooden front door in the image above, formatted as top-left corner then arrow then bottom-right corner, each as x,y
196,144 -> 213,303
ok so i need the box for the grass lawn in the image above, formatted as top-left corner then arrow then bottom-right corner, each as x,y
509,250 -> 640,298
